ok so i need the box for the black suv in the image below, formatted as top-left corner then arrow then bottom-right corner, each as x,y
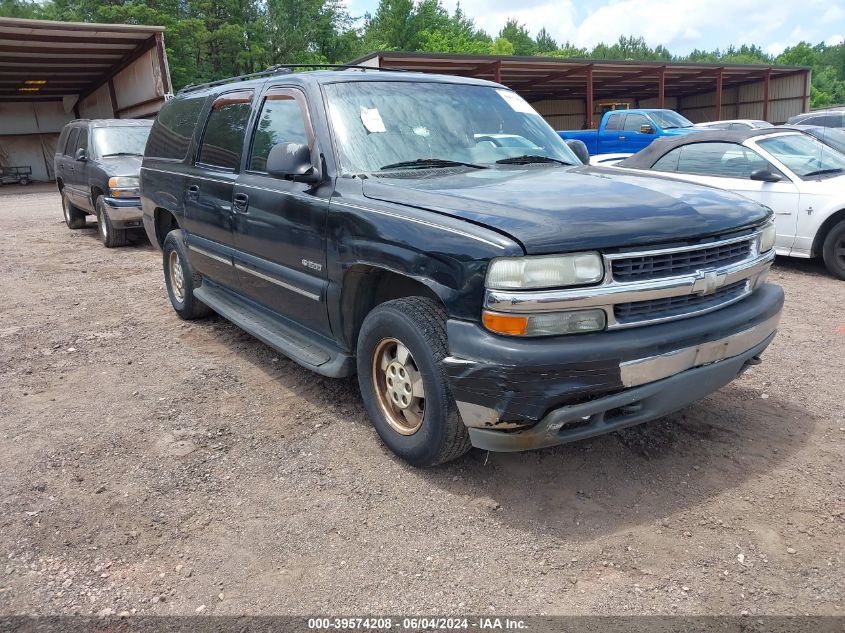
140,68 -> 783,467
55,119 -> 153,247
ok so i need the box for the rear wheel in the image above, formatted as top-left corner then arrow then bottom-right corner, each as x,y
96,196 -> 128,248
822,220 -> 845,280
162,229 -> 211,320
61,191 -> 86,229
356,297 -> 470,467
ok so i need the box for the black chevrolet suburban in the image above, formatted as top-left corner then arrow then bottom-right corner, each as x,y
140,68 -> 784,467
55,118 -> 152,247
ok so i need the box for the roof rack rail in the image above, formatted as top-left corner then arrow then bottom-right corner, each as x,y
177,63 -> 406,95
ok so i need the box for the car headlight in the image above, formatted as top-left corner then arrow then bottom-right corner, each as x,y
108,176 -> 140,198
759,220 -> 775,253
486,252 -> 604,290
482,309 -> 607,337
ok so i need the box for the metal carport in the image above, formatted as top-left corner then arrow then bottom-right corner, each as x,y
350,52 -> 811,131
0,17 -> 171,183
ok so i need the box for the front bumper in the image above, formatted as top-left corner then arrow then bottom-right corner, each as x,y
444,283 -> 784,451
102,196 -> 143,229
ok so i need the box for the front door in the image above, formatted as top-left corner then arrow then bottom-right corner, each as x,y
232,86 -> 331,336
182,89 -> 255,290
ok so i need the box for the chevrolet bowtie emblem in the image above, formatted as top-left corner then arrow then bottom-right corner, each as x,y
692,269 -> 727,296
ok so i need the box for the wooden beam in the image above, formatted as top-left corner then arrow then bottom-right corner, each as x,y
154,31 -> 170,94
0,44 -> 130,56
0,31 -> 147,45
108,78 -> 118,117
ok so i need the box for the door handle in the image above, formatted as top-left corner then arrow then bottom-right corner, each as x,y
186,184 -> 199,201
618,136 -> 626,140
233,193 -> 249,213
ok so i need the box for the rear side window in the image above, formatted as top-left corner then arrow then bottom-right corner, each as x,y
146,96 -> 206,160
605,113 -> 622,131
64,127 -> 80,155
197,90 -> 254,171
652,147 -> 681,172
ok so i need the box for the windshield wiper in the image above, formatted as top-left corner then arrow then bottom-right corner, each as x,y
102,152 -> 142,157
379,158 -> 487,170
495,154 -> 574,166
803,168 -> 844,178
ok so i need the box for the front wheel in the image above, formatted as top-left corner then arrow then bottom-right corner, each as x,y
96,196 -> 128,248
162,229 -> 212,320
822,220 -> 845,280
356,297 -> 470,467
61,191 -> 86,229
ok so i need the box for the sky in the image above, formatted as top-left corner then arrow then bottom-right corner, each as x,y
342,0 -> 845,55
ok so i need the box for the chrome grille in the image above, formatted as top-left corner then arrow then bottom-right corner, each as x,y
611,239 -> 753,282
615,280 -> 749,323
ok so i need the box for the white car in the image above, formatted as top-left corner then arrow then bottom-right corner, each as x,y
615,129 -> 845,278
695,119 -> 773,130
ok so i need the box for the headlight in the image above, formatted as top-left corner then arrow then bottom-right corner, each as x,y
482,309 -> 607,337
108,176 -> 140,197
486,252 -> 604,290
759,220 -> 775,253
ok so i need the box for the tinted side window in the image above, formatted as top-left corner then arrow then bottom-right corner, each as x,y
248,91 -> 311,172
64,127 -> 80,155
623,113 -> 649,132
146,96 -> 206,160
652,147 -> 681,172
76,127 -> 89,153
604,113 -> 622,131
675,142 -> 775,178
197,90 -> 254,171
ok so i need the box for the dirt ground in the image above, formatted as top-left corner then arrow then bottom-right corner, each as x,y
0,189 -> 842,617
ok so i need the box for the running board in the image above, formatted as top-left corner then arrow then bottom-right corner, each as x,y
194,281 -> 355,378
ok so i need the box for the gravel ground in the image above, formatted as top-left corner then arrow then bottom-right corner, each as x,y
0,190 -> 842,617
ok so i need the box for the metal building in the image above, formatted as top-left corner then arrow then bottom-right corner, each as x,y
350,52 -> 811,131
0,17 -> 171,183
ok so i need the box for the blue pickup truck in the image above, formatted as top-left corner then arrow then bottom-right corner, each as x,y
559,109 -> 702,155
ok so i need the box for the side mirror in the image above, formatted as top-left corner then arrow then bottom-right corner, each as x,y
749,168 -> 782,183
75,148 -> 87,162
266,142 -> 318,183
639,124 -> 655,135
565,139 -> 590,165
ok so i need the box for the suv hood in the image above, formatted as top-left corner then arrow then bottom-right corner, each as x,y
362,166 -> 769,254
100,154 -> 143,177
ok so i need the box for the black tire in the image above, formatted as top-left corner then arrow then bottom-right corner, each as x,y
822,220 -> 845,280
162,229 -> 212,320
95,196 -> 128,248
356,297 -> 471,467
61,191 -> 86,229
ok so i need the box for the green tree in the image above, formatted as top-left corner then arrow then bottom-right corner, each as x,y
499,19 -> 535,56
535,27 -> 557,54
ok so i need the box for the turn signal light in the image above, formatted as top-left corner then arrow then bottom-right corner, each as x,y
482,312 -> 528,336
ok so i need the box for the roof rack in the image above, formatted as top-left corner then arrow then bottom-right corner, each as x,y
178,63 -> 407,95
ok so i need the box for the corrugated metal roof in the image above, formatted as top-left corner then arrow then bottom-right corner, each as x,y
0,17 -> 165,102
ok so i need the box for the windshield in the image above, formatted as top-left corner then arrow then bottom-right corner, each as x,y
323,81 -> 580,174
92,125 -> 152,157
803,127 -> 845,156
757,133 -> 845,179
650,110 -> 694,129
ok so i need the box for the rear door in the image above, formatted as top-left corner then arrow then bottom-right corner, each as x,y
599,112 -> 625,153
231,85 -> 331,336
182,89 -> 255,289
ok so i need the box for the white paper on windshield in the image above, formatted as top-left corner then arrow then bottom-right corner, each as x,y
360,107 -> 386,133
496,89 -> 539,115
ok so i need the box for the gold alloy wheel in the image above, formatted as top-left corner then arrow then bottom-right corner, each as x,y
168,250 -> 185,303
371,337 -> 425,435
